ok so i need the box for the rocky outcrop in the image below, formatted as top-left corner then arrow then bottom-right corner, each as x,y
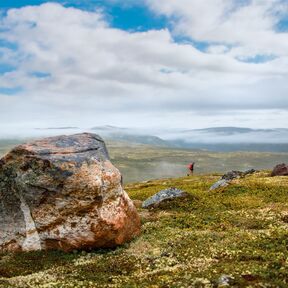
271,163 -> 288,177
209,169 -> 257,191
0,133 -> 141,252
142,188 -> 187,209
221,169 -> 256,181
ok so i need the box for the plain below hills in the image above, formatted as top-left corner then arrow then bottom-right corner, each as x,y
1,138 -> 287,183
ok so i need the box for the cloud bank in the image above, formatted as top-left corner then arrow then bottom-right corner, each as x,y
0,1 -> 288,135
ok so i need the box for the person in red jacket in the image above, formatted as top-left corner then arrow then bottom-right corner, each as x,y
187,162 -> 195,176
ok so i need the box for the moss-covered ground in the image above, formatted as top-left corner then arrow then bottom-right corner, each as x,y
1,171 -> 288,287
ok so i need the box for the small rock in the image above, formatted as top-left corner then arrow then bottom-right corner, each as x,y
221,171 -> 243,181
243,169 -> 257,176
209,179 -> 229,191
271,163 -> 288,176
142,187 -> 188,209
218,274 -> 234,286
221,169 -> 256,181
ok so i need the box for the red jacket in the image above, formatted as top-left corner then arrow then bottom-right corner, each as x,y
188,163 -> 194,170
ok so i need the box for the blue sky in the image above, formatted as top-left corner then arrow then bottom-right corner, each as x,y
1,0 -> 287,35
0,0 -> 288,134
0,0 -> 169,31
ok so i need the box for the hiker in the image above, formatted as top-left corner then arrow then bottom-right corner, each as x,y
187,162 -> 195,176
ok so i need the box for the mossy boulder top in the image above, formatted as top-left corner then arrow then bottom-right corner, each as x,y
0,133 -> 141,252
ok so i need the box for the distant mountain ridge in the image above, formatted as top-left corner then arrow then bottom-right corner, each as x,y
91,126 -> 169,147
35,127 -> 79,130
8,125 -> 286,152
91,125 -> 128,132
183,127 -> 285,135
89,125 -> 288,152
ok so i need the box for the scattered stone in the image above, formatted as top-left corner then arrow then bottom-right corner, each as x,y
0,133 -> 141,252
221,171 -> 243,181
271,163 -> 288,176
217,274 -> 234,286
142,187 -> 188,209
243,169 -> 257,177
209,179 -> 230,191
210,169 -> 257,191
221,169 -> 257,181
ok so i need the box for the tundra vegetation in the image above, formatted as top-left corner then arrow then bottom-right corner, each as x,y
0,171 -> 287,287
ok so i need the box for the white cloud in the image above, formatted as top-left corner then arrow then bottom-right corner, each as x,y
206,45 -> 230,54
0,2 -> 287,134
146,0 -> 288,58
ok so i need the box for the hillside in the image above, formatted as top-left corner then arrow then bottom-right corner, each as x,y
0,172 -> 287,287
2,125 -> 288,152
1,140 -> 288,183
107,142 -> 288,183
90,126 -> 288,152
167,127 -> 288,152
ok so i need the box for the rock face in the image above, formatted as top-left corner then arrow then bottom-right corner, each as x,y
271,163 -> 288,177
0,133 -> 141,252
142,187 -> 187,209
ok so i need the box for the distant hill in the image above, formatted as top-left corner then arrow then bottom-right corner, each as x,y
107,134 -> 169,147
166,127 -> 288,144
179,127 -> 288,138
91,125 -> 128,133
1,125 -> 287,152
91,126 -> 170,147
165,127 -> 288,152
169,141 -> 288,152
89,125 -> 288,151
35,127 -> 79,130
188,127 -> 275,135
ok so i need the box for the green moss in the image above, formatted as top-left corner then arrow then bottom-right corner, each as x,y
1,173 -> 288,287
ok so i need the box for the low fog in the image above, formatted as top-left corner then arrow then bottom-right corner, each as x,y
1,125 -> 288,146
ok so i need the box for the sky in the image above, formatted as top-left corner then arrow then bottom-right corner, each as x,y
0,0 -> 288,136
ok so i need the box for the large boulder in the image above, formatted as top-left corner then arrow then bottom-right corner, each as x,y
271,163 -> 288,177
0,133 -> 141,252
